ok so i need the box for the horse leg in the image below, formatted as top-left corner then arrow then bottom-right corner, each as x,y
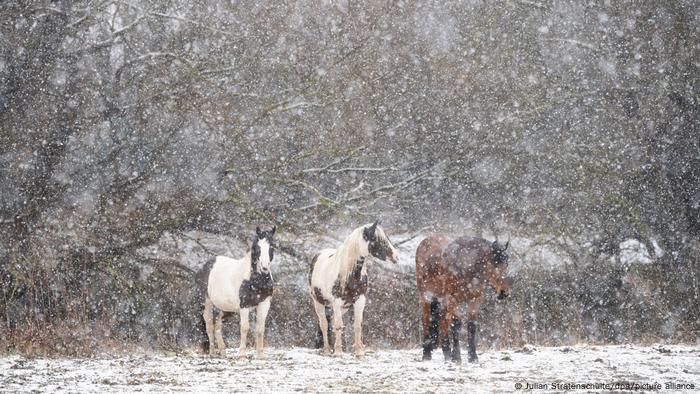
238,307 -> 250,360
325,306 -> 333,347
331,298 -> 345,356
313,301 -> 331,355
255,298 -> 271,359
203,296 -> 216,356
352,295 -> 366,357
467,320 -> 477,363
314,306 -> 334,349
451,317 -> 462,363
214,309 -> 226,357
420,297 -> 436,361
439,303 -> 454,362
467,302 -> 480,363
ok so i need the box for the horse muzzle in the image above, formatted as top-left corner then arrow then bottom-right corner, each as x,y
497,291 -> 508,300
388,251 -> 399,264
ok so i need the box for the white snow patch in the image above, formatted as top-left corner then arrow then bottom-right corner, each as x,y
619,239 -> 652,265
651,238 -> 664,258
1,345 -> 698,392
471,156 -> 509,185
393,234 -> 425,268
598,58 -> 618,77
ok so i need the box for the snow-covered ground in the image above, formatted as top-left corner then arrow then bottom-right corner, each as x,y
1,345 -> 698,393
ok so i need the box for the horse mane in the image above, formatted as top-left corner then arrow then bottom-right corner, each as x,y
334,226 -> 367,286
453,236 -> 481,248
249,236 -> 259,271
241,250 -> 254,271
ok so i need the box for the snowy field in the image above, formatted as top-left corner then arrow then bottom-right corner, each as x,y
1,345 -> 698,393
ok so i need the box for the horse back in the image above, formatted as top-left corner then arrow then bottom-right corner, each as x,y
453,236 -> 490,253
446,236 -> 491,272
309,248 -> 338,287
416,234 -> 492,299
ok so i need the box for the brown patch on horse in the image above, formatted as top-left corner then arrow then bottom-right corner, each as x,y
332,257 -> 368,307
313,287 -> 330,305
239,271 -> 273,308
415,234 -> 452,295
368,235 -> 395,262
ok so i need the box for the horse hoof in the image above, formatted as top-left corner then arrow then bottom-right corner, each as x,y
468,357 -> 478,363
354,345 -> 365,358
332,351 -> 343,358
422,355 -> 432,361
256,353 -> 267,360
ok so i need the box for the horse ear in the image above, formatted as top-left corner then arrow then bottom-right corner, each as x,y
504,240 -> 510,250
363,222 -> 377,241
270,226 -> 276,236
256,226 -> 262,237
369,221 -> 378,237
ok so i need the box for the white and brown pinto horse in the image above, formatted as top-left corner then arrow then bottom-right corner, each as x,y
200,227 -> 276,359
416,235 -> 512,363
309,222 -> 399,357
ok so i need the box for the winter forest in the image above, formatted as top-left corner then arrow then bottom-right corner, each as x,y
1,0 -> 699,391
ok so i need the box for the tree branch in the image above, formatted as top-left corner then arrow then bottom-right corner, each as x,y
543,38 -> 597,51
301,145 -> 367,174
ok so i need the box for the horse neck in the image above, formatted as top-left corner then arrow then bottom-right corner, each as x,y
242,252 -> 256,274
336,228 -> 366,280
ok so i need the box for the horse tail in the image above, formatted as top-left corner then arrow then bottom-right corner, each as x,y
199,304 -> 210,354
308,253 -> 332,349
308,253 -> 320,285
428,297 -> 442,349
196,257 -> 216,354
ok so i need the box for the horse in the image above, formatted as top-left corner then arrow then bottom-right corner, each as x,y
415,234 -> 512,363
309,222 -> 399,357
199,226 -> 276,359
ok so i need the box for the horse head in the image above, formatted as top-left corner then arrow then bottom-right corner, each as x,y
252,226 -> 276,273
489,239 -> 513,300
362,221 -> 399,264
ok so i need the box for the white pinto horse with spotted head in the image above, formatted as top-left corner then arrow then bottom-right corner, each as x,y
309,222 -> 399,357
200,226 -> 275,359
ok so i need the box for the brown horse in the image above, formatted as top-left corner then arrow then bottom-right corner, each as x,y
415,234 -> 512,363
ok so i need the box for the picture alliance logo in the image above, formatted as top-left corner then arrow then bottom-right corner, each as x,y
513,382 -> 694,391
